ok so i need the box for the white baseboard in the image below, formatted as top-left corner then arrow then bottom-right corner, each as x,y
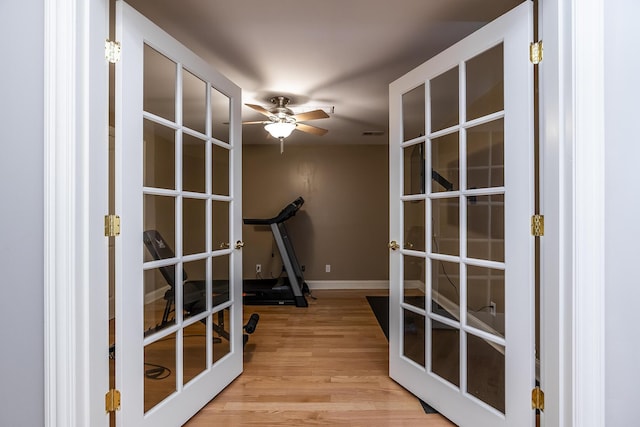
306,280 -> 389,290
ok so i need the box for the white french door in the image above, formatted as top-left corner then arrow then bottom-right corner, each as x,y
115,2 -> 243,425
388,3 -> 534,426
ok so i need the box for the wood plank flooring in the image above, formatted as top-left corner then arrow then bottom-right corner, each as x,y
185,289 -> 455,426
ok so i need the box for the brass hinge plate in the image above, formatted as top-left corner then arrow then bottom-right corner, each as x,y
105,39 -> 121,64
531,214 -> 544,237
105,389 -> 121,413
532,386 -> 545,411
104,215 -> 121,237
530,41 -> 543,64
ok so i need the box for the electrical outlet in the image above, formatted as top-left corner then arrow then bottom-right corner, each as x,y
255,264 -> 261,273
490,301 -> 496,316
325,264 -> 331,273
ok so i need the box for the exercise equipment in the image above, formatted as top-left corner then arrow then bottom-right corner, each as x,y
142,230 -> 259,345
243,196 -> 310,307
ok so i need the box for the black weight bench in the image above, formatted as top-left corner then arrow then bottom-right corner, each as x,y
143,230 -> 231,341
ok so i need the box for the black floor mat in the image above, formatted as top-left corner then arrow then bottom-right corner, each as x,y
366,295 -> 440,416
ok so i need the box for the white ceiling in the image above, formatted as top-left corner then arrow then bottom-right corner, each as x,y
124,0 -> 523,146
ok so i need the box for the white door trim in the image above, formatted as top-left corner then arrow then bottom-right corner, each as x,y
44,0 -> 109,426
540,0 -> 605,425
570,0 -> 606,425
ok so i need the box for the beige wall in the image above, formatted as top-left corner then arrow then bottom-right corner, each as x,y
242,143 -> 389,281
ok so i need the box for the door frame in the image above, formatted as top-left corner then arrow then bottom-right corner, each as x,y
44,0 -> 605,425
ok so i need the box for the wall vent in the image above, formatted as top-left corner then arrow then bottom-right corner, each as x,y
362,130 -> 385,136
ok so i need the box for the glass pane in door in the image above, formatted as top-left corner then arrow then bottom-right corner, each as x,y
183,133 -> 206,193
183,68 -> 206,134
431,198 -> 459,256
431,259 -> 459,318
183,197 -> 206,255
431,319 -> 459,387
430,67 -> 459,132
143,120 -> 175,190
403,143 -> 425,195
144,45 -> 176,121
402,84 -> 425,141
403,309 -> 425,367
212,200 -> 230,252
467,334 -> 505,413
183,322 -> 207,385
466,44 -> 504,121
431,132 -> 459,193
403,200 -> 425,251
403,255 -> 425,309
212,144 -> 230,196
144,331 -> 177,412
211,88 -> 230,144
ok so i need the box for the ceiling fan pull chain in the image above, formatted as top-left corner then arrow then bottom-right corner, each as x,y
280,137 -> 284,154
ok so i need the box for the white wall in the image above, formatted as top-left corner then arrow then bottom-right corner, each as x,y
0,2 -> 45,426
604,1 -> 640,425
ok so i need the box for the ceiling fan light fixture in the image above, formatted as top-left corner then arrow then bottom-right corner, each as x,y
264,121 -> 296,139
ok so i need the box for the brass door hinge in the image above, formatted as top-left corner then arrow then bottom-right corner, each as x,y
105,389 -> 121,413
105,39 -> 121,64
530,41 -> 543,64
532,386 -> 545,411
104,215 -> 121,237
531,214 -> 544,237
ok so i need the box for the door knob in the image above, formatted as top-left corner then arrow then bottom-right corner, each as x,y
388,240 -> 400,250
235,240 -> 245,249
219,242 -> 230,249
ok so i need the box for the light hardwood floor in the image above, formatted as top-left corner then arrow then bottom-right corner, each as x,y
185,289 -> 455,426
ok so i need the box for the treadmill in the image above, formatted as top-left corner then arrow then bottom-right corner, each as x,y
243,197 -> 309,307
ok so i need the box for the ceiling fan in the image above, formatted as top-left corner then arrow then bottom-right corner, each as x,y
244,96 -> 329,152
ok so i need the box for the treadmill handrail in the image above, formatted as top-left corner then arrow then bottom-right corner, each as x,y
243,196 -> 304,225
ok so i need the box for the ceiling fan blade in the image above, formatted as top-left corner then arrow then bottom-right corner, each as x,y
296,122 -> 328,136
245,103 -> 273,118
292,109 -> 329,121
241,120 -> 268,125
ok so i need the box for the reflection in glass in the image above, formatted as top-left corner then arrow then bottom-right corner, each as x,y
183,68 -> 207,134
467,334 -> 505,413
144,332 -> 176,413
467,194 -> 504,263
467,265 -> 505,337
403,255 -> 425,309
183,133 -> 206,193
183,322 -> 207,385
144,267 -> 175,333
467,119 -> 504,189
466,44 -> 504,121
403,200 -> 425,252
430,67 -> 459,132
213,307 -> 231,364
144,45 -> 175,121
144,120 -> 175,190
183,198 -> 206,255
431,319 -> 459,387
212,144 -> 230,196
432,198 -> 459,256
144,195 -> 176,260
212,255 -> 230,307
212,201 -> 230,251
431,259 -> 459,318
183,259 -> 207,320
402,84 -> 425,141
211,88 -> 230,143
403,143 -> 425,195
403,309 -> 425,367
432,132 -> 459,193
